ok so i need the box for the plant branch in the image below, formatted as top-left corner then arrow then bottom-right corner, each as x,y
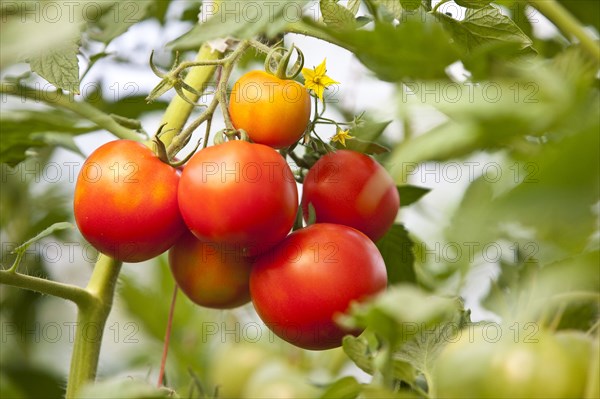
66,254 -> 123,398
0,270 -> 93,307
166,41 -> 250,157
0,82 -> 142,141
529,0 -> 600,62
158,45 -> 224,146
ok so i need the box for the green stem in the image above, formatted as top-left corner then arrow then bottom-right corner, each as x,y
166,41 -> 250,156
0,83 -> 141,141
0,270 -> 93,306
66,254 -> 122,398
158,45 -> 224,146
529,0 -> 600,62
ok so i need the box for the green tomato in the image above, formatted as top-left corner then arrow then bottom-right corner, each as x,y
210,343 -> 272,399
242,361 -> 320,399
433,325 -> 585,398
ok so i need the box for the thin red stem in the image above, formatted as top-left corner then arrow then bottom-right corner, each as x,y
158,285 -> 178,388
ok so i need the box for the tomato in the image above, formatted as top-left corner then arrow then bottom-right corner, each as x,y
243,361 -> 321,399
433,325 -> 586,398
74,140 -> 186,262
168,231 -> 251,308
301,150 -> 399,242
229,70 -> 311,148
178,140 -> 298,256
250,223 -> 387,350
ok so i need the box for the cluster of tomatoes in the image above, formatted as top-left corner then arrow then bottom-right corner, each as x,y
73,70 -> 399,350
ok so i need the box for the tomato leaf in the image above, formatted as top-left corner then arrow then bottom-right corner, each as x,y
351,120 -> 391,142
168,1 -> 297,50
29,35 -> 81,94
376,224 -> 417,285
399,0 -> 421,11
342,336 -> 376,375
0,110 -> 96,167
322,14 -> 461,81
397,185 -> 431,207
396,307 -> 472,382
334,138 -> 390,154
454,0 -> 492,8
435,5 -> 534,54
88,1 -> 154,44
319,376 -> 362,399
320,0 -> 357,29
348,0 -> 362,15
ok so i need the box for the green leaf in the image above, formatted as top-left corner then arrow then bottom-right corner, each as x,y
323,14 -> 461,81
169,1 -> 296,50
341,286 -> 462,345
396,309 -> 471,380
88,1 -> 153,44
400,0 -> 421,11
352,120 -> 391,142
0,110 -> 96,167
30,133 -> 84,158
397,185 -> 430,206
454,0 -> 492,8
436,5 -> 534,54
13,222 -> 74,253
29,36 -> 81,94
334,138 -> 390,154
348,0 -> 362,15
372,0 -> 403,20
342,335 -> 376,375
321,0 -> 357,29
319,376 -> 362,399
376,224 -> 417,285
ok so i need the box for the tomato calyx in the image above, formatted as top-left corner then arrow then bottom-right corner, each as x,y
264,44 -> 305,80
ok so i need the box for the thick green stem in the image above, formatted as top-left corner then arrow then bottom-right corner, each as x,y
66,254 -> 122,398
158,45 -> 224,146
0,83 -> 141,141
529,0 -> 600,62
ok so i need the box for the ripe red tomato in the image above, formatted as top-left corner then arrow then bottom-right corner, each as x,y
178,140 -> 298,256
169,231 -> 251,309
301,150 -> 399,242
229,70 -> 311,149
250,223 -> 387,350
74,140 -> 186,262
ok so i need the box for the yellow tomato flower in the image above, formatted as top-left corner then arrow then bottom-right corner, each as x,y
302,59 -> 339,101
331,129 -> 354,146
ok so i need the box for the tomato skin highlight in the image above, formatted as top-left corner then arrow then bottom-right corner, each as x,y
229,70 -> 311,149
169,231 -> 251,309
301,150 -> 399,242
73,140 -> 186,263
250,223 -> 387,350
178,140 -> 298,256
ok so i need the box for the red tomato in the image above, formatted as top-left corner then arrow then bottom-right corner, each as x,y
74,140 -> 186,262
178,140 -> 298,256
229,70 -> 311,149
250,223 -> 387,350
169,231 -> 251,309
301,150 -> 399,242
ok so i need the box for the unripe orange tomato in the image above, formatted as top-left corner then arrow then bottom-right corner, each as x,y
229,70 -> 311,149
169,231 -> 251,309
74,140 -> 186,262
